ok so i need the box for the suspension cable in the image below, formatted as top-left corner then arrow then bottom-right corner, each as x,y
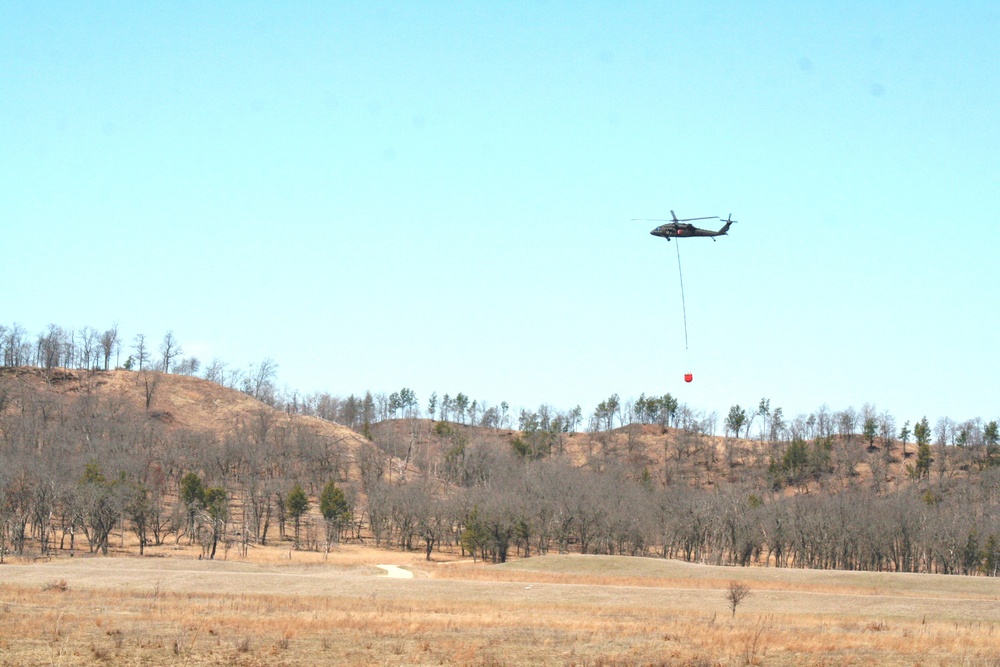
675,239 -> 689,351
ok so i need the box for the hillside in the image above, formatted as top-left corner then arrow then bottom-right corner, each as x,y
369,414 -> 922,494
0,365 -> 371,471
3,365 -> 999,577
0,366 -> 953,492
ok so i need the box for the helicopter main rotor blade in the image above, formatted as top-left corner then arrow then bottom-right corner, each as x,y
632,215 -> 718,222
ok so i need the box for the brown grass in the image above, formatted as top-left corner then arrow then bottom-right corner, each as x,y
2,367 -> 947,495
2,546 -> 1000,665
1,366 -> 370,466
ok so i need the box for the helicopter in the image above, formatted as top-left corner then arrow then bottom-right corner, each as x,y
632,209 -> 738,385
634,211 -> 737,241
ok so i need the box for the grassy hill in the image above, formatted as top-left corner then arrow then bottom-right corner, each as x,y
2,365 -> 998,577
0,366 -> 940,492
0,365 -> 371,474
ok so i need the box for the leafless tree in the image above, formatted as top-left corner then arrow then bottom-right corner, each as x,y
37,324 -> 65,369
99,323 -> 119,370
2,323 -> 29,366
139,370 -> 161,410
879,411 -> 897,462
357,443 -> 387,492
159,331 -> 182,373
204,358 -> 227,385
78,326 -> 99,370
836,406 -> 858,442
245,358 -> 278,402
132,333 -> 149,371
935,416 -> 956,447
726,581 -> 751,617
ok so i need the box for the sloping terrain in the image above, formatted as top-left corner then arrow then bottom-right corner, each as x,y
2,365 -> 995,577
0,366 -> 371,465
1,366 -> 919,492
370,415 -> 917,493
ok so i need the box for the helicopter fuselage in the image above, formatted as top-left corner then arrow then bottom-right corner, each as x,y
637,211 -> 736,241
650,224 -> 727,240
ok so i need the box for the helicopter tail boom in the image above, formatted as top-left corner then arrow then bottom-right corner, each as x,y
719,214 -> 737,234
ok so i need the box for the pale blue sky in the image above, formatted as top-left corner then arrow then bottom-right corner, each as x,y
3,2 -> 998,426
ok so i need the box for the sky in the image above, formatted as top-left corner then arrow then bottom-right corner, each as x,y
3,2 -> 999,428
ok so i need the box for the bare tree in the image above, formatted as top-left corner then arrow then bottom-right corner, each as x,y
173,357 -> 200,375
2,323 -> 29,366
37,324 -> 65,369
99,323 -> 119,370
245,358 -> 278,402
132,333 -> 149,371
79,326 -> 99,370
935,416 -> 956,447
878,411 -> 896,462
159,331 -> 182,373
139,370 -> 161,411
726,580 -> 751,617
357,444 -> 387,492
837,406 -> 858,442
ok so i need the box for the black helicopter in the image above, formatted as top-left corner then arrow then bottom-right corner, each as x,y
634,211 -> 737,241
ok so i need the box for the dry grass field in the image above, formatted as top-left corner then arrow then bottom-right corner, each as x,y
2,545 -> 1000,666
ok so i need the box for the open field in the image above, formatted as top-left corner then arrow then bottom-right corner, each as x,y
2,546 -> 1000,666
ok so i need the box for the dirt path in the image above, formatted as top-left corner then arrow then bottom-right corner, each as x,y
376,563 -> 413,579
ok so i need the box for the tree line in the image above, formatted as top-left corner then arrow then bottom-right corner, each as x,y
1,321 -> 280,403
11,321 -> 989,459
3,366 -> 1000,576
3,321 -> 1000,576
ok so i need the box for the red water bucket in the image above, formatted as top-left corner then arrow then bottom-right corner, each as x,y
684,373 -> 693,383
